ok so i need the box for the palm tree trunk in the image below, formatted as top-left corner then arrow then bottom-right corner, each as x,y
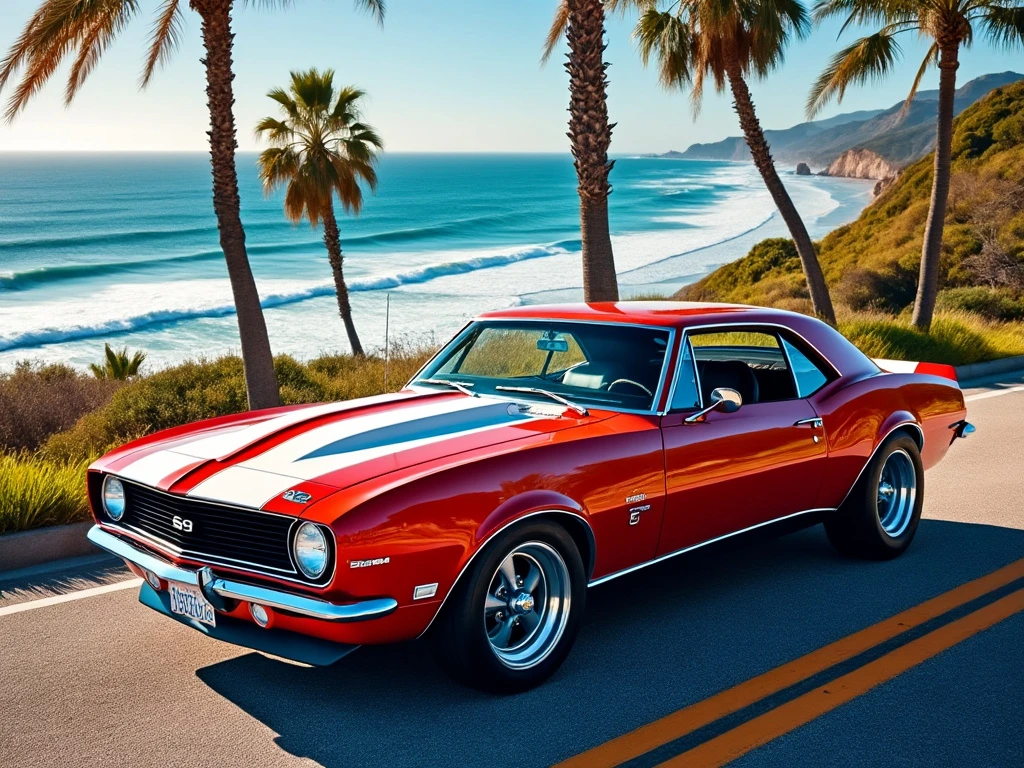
196,0 -> 280,409
912,44 -> 959,332
565,0 -> 618,302
725,61 -> 836,326
323,201 -> 364,357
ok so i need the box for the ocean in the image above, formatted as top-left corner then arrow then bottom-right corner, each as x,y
0,153 -> 874,370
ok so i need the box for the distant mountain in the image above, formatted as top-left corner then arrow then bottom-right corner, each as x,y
655,72 -> 1023,172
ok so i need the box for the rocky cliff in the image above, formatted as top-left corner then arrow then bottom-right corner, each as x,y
824,148 -> 901,180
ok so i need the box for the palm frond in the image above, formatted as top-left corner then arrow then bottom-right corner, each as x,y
634,9 -> 693,89
898,41 -> 937,118
66,0 -> 137,103
979,5 -> 1024,50
2,0 -> 142,121
141,0 -> 183,87
806,30 -> 902,117
541,0 -> 569,64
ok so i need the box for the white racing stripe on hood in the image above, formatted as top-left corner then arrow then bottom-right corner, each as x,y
185,397 -> 534,508
115,449 -> 202,486
172,393 -> 407,462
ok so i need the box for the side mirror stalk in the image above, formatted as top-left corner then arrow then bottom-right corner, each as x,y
684,387 -> 743,424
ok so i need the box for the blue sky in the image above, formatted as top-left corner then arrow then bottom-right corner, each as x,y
0,0 -> 1018,153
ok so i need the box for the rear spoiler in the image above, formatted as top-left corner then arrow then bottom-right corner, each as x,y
872,358 -> 958,383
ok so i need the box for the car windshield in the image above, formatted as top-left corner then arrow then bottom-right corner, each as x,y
414,320 -> 671,412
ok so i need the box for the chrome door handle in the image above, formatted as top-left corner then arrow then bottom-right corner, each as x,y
794,417 -> 823,428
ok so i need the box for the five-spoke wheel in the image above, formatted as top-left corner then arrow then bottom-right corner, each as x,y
430,521 -> 585,693
483,542 -> 571,670
825,432 -> 924,560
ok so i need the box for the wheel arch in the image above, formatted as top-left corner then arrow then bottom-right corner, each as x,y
837,419 -> 924,509
416,507 -> 596,639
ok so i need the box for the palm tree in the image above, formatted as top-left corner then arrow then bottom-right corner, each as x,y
0,0 -> 385,409
615,0 -> 837,325
543,0 -> 620,302
808,0 -> 1024,332
256,70 -> 382,357
90,344 -> 147,380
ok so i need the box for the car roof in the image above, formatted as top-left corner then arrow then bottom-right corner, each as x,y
477,301 -> 800,329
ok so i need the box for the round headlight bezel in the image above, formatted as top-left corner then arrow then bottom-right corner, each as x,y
292,521 -> 331,581
102,475 -> 126,521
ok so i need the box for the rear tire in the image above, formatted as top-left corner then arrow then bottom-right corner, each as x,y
825,432 -> 923,560
429,521 -> 586,693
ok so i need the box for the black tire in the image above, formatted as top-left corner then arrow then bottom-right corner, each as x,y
825,432 -> 924,560
429,520 -> 586,693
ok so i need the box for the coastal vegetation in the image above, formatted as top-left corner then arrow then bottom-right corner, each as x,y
617,0 -> 837,325
544,0 -> 621,302
256,69 -> 383,358
0,0 -> 388,411
89,344 -> 147,380
808,0 -> 1024,332
678,80 -> 1024,351
0,346 -> 434,534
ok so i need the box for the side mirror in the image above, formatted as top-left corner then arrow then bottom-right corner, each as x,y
684,387 -> 743,424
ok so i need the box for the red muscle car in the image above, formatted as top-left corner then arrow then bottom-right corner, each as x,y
86,302 -> 973,692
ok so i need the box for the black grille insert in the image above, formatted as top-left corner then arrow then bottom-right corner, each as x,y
114,480 -> 300,578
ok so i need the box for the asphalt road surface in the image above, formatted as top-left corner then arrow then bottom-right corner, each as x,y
2,375 -> 1022,768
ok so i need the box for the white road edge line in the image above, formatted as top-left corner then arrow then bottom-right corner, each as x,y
965,385 -> 1024,402
0,578 -> 142,618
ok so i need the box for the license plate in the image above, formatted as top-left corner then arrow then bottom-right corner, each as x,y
168,581 -> 216,627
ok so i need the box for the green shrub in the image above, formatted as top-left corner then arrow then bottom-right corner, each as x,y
0,362 -> 122,453
0,454 -> 91,535
40,346 -> 435,464
935,287 -> 1024,321
839,311 -> 1024,365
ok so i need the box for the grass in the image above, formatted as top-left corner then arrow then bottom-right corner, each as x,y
0,454 -> 91,535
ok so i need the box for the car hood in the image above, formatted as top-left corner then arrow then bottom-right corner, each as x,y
99,390 -> 589,511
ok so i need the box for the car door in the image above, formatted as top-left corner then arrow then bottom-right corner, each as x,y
656,326 -> 829,557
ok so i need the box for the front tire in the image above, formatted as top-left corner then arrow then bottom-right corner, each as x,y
429,521 -> 586,693
825,432 -> 924,560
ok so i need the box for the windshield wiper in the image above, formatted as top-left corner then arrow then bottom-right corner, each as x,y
495,386 -> 589,416
419,378 -> 478,397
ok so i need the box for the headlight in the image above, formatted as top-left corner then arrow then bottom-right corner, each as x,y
102,476 -> 126,521
292,522 -> 329,580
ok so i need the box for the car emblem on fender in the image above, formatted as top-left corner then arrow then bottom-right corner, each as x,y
282,489 -> 312,504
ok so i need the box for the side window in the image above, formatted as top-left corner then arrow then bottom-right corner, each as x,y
670,339 -> 700,410
688,329 -> 796,404
781,337 -> 830,397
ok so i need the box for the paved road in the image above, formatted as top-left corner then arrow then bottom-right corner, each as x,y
2,376 -> 1022,768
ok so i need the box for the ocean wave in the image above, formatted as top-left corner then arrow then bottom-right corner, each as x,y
0,242 -> 572,351
0,214 -> 567,290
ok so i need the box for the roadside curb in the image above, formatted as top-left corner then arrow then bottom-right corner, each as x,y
0,522 -> 100,574
956,355 -> 1024,386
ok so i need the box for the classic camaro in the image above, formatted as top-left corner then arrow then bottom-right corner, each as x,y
86,302 -> 974,691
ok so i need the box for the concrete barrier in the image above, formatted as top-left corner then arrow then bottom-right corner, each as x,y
0,521 -> 100,574
955,355 -> 1024,385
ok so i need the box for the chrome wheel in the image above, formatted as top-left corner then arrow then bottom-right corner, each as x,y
877,449 -> 916,537
483,541 -> 571,670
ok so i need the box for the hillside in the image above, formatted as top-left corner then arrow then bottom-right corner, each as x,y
676,80 -> 1024,325
658,72 -> 1022,173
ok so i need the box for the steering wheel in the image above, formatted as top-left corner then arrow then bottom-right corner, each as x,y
608,378 -> 653,397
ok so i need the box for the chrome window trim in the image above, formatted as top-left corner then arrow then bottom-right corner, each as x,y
836,422 -> 925,509
416,509 -> 597,639
663,333 -> 701,413
103,475 -> 338,590
588,507 -> 834,587
408,318 -> 678,417
670,321 -> 842,410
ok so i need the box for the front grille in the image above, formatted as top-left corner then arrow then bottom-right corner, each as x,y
116,480 -> 298,577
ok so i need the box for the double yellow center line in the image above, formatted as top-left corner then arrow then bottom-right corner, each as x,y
557,558 -> 1024,768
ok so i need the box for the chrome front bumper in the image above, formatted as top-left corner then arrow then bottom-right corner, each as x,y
87,525 -> 397,623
